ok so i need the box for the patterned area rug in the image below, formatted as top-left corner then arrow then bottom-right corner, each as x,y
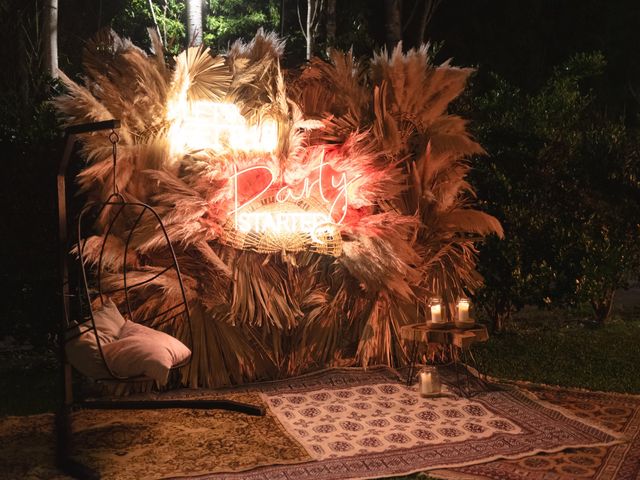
0,369 -> 634,480
158,368 -> 623,480
265,383 -> 526,460
432,383 -> 640,480
0,392 -> 311,480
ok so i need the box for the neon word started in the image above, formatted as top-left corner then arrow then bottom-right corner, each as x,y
230,154 -> 360,244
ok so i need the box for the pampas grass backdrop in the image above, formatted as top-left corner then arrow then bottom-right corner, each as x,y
55,29 -> 502,388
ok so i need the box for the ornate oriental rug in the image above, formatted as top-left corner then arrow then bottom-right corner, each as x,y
161,368 -> 624,480
0,392 -> 311,480
432,383 -> 640,480
0,368 -> 635,480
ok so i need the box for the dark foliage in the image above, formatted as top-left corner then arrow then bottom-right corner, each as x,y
466,53 -> 640,328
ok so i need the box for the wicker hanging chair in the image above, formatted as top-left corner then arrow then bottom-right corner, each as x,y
56,120 -> 264,480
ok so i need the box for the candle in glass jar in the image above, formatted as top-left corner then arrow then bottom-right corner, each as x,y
419,371 -> 434,395
458,299 -> 470,322
431,303 -> 442,323
418,367 -> 441,396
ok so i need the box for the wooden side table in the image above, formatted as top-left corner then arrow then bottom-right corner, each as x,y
400,322 -> 489,396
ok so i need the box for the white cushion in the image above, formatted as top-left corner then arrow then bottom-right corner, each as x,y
101,321 -> 191,385
65,299 -> 126,379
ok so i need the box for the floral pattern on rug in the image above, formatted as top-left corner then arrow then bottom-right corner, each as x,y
263,383 -> 522,460
200,367 -> 622,480
0,392 -> 311,480
433,385 -> 640,480
1,368 -> 632,480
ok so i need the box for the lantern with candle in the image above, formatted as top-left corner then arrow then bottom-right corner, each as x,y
455,296 -> 474,328
429,297 -> 445,325
418,366 -> 442,397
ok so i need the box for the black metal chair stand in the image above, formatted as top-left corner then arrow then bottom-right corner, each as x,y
56,120 -> 265,479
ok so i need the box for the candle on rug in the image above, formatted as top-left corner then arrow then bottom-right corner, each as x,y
418,366 -> 441,396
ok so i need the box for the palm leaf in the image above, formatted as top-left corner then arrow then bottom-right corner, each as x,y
172,46 -> 231,102
439,209 -> 504,238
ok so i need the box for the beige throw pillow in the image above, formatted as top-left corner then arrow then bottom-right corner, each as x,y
101,321 -> 191,386
65,298 -> 126,379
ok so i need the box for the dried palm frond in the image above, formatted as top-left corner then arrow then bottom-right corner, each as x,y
290,49 -> 370,145
370,45 -> 474,129
354,293 -> 409,367
56,30 -> 502,390
183,303 -> 276,387
170,46 -> 231,103
226,29 -> 285,118
227,28 -> 285,62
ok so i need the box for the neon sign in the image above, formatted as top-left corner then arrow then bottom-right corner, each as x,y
236,211 -> 333,244
223,153 -> 360,256
167,100 -> 279,156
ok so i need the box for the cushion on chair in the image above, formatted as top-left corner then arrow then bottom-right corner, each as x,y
65,298 -> 127,379
101,321 -> 191,386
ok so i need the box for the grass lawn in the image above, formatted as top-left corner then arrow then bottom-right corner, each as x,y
474,303 -> 640,393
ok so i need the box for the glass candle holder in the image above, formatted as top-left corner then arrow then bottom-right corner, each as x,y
457,297 -> 471,323
418,366 -> 441,397
429,297 -> 444,324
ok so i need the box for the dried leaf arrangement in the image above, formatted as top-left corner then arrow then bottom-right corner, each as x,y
55,29 -> 503,388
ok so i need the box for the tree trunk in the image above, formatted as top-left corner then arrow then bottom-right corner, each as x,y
299,0 -> 322,60
17,24 -> 30,106
325,0 -> 336,56
590,290 -> 615,324
147,0 -> 163,45
383,0 -> 402,52
43,0 -> 58,78
186,0 -> 203,47
306,0 -> 313,60
493,312 -> 509,334
414,0 -> 438,47
484,297 -> 512,334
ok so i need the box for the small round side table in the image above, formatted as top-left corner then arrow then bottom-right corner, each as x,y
400,322 -> 489,397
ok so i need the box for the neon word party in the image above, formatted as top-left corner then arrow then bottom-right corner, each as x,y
230,155 -> 359,244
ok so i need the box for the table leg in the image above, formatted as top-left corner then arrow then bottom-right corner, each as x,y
461,347 -> 474,397
466,347 -> 498,392
457,346 -> 496,397
452,345 -> 467,397
406,336 -> 420,387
